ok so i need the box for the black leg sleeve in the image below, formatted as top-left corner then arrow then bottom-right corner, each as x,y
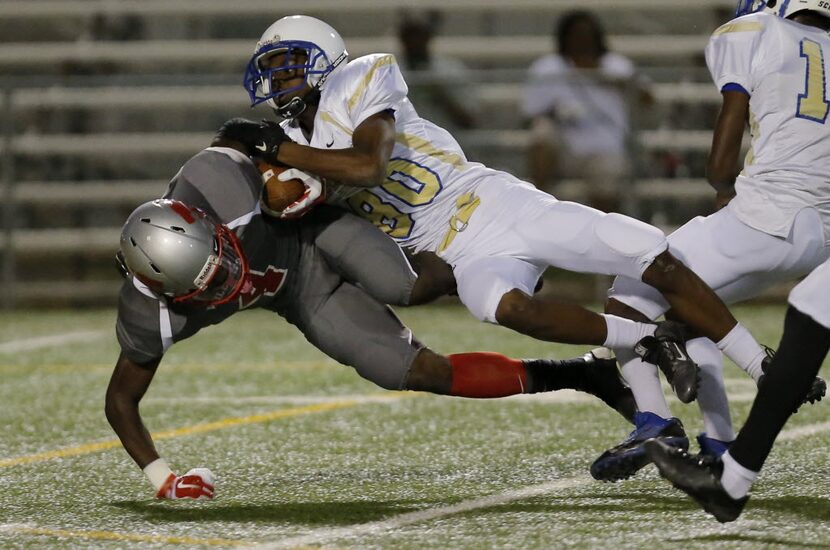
729,306 -> 830,472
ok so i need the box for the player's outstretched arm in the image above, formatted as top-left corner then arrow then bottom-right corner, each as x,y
105,353 -> 215,499
707,90 -> 749,204
105,352 -> 162,468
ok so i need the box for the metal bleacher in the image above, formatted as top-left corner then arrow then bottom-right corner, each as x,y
0,0 -> 736,307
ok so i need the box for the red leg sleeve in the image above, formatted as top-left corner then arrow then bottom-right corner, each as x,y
448,352 -> 528,398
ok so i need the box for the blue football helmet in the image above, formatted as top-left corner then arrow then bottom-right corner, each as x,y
735,0 -> 830,19
243,15 -> 348,118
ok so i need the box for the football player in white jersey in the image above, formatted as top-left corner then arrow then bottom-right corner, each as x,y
591,0 -> 830,484
648,255 -> 830,522
237,15 -> 771,413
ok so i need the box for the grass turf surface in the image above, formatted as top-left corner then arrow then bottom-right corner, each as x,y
1,303 -> 829,549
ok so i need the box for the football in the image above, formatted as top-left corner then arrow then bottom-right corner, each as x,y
257,160 -> 306,213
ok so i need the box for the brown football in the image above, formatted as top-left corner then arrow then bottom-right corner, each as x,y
257,160 -> 306,212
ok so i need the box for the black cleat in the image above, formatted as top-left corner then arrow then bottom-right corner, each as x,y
645,438 -> 748,523
635,321 -> 699,403
573,349 -> 637,424
759,346 -> 827,410
590,411 -> 688,482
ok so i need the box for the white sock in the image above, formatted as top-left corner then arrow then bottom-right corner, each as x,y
602,314 -> 656,349
616,347 -> 673,419
720,451 -> 758,499
688,337 -> 735,442
716,323 -> 766,382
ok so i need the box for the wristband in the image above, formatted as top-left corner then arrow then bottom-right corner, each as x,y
143,457 -> 174,491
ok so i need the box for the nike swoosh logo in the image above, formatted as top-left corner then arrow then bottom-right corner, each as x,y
672,344 -> 688,362
176,482 -> 204,490
325,139 -> 334,148
255,143 -> 267,152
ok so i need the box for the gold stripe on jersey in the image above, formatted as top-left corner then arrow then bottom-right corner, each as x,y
395,132 -> 468,171
347,54 -> 396,114
320,111 -> 354,136
713,21 -> 763,35
438,192 -> 481,253
742,107 -> 761,171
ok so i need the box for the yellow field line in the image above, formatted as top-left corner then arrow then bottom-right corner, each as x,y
5,526 -> 245,547
0,396 -> 401,468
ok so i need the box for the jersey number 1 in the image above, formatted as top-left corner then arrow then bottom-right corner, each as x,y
797,39 -> 829,123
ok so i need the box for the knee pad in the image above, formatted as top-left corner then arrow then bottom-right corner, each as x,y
595,213 -> 667,258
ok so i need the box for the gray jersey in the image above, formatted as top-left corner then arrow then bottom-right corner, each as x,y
116,147 -> 421,390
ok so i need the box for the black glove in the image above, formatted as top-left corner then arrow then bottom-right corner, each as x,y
213,118 -> 289,164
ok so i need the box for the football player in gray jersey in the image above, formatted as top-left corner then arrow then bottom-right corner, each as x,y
106,134 -> 637,500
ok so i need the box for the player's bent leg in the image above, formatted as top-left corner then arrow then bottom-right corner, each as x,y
495,289 -> 607,345
641,250 -> 736,342
404,349 -> 453,394
312,207 -> 418,307
291,279 -> 422,391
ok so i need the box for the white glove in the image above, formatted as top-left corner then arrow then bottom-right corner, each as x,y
156,467 -> 216,500
277,168 -> 325,219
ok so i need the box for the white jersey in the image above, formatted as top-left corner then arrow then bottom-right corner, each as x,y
706,13 -> 830,242
282,53 -> 517,253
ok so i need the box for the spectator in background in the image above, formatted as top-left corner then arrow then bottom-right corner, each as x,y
396,11 -> 478,132
521,10 -> 652,212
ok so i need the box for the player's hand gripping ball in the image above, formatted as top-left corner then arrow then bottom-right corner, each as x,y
258,161 -> 306,211
257,161 -> 325,218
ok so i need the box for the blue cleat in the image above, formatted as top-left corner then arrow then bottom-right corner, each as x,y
696,433 -> 732,460
590,411 -> 689,482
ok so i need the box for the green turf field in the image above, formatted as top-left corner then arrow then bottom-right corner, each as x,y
1,303 -> 828,549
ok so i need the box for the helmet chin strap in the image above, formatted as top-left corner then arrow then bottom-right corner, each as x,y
276,88 -> 321,120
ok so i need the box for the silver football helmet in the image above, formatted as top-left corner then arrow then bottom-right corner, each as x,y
735,0 -> 830,19
243,15 -> 348,118
119,199 -> 248,306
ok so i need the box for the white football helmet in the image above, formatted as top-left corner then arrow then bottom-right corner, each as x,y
119,199 -> 248,306
243,15 -> 349,118
735,0 -> 830,19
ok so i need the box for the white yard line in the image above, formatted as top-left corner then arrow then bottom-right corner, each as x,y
250,474 -> 594,550
0,330 -> 107,354
777,420 -> 830,441
247,418 -> 830,549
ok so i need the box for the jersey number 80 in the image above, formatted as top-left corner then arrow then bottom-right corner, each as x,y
346,157 -> 443,240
